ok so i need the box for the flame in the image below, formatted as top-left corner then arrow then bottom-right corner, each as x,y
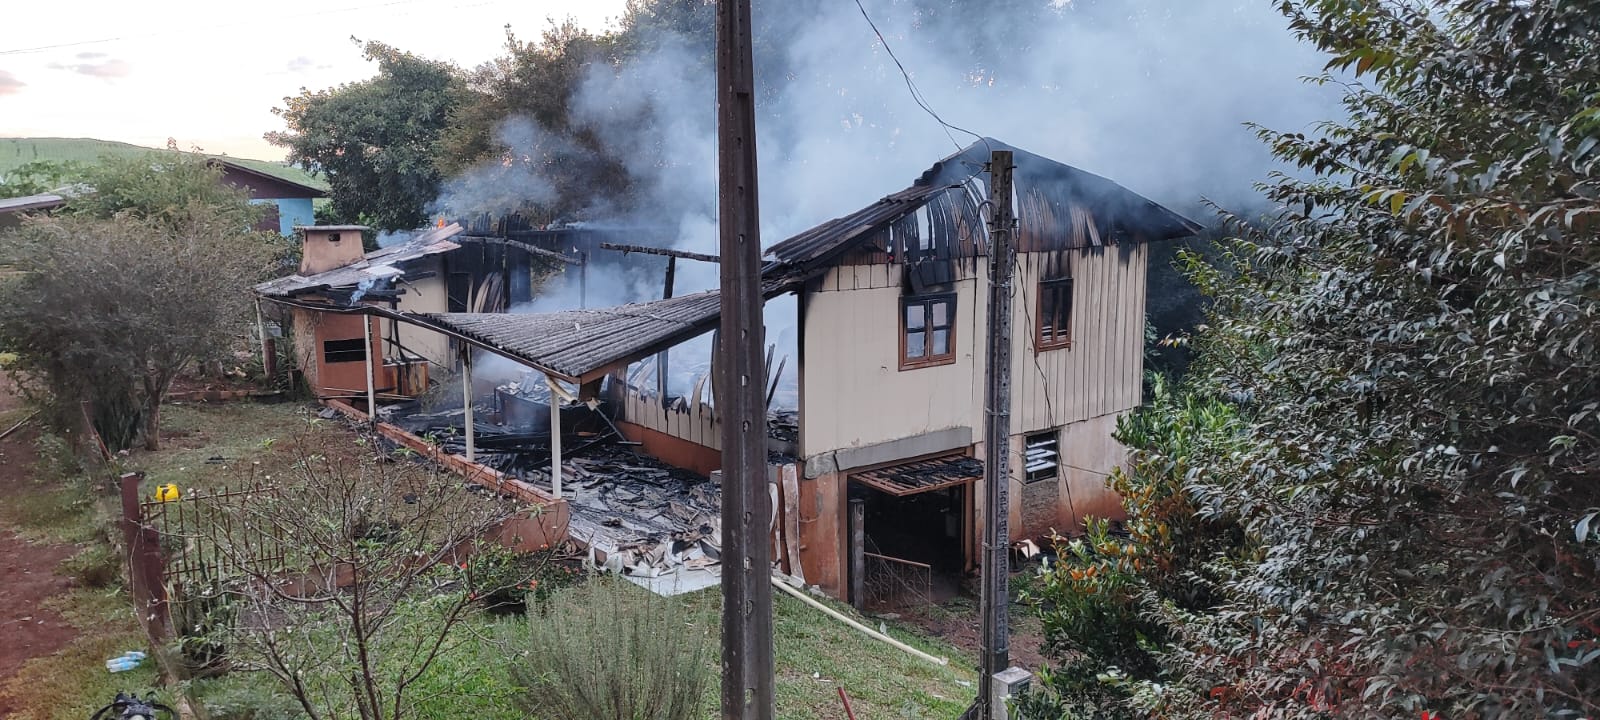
436,217 -> 445,229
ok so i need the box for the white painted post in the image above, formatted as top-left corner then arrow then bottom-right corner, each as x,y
547,373 -> 563,498
362,314 -> 377,425
461,347 -> 475,462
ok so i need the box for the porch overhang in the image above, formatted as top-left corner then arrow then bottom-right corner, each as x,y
850,454 -> 984,497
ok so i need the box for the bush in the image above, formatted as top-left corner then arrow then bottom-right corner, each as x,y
510,577 -> 712,720
61,543 -> 121,589
193,677 -> 307,720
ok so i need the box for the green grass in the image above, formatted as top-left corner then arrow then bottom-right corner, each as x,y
0,137 -> 327,192
122,401 -> 344,494
0,588 -> 165,720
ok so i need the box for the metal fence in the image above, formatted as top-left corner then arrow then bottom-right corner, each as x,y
139,478 -> 284,584
862,551 -> 933,611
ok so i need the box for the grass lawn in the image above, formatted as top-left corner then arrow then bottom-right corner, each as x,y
7,397 -> 982,719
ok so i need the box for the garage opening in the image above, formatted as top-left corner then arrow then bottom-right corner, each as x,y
848,454 -> 982,610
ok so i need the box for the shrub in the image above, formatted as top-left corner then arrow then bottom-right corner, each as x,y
193,677 -> 307,720
510,577 -> 712,720
61,543 -> 121,589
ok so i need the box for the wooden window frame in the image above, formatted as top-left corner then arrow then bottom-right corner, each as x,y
1037,276 -> 1074,351
323,338 -> 368,364
899,292 -> 957,370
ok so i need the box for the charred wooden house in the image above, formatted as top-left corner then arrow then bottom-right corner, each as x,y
344,139 -> 1201,603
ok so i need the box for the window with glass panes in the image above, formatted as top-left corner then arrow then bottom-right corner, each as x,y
1037,277 -> 1074,350
900,293 -> 956,369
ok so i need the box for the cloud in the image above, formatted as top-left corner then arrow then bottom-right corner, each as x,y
47,57 -> 131,79
0,70 -> 23,96
75,51 -> 108,60
286,56 -> 333,73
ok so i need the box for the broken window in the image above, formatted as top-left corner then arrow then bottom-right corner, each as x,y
1038,276 -> 1074,350
323,338 -> 367,364
901,293 -> 956,369
1024,432 -> 1059,484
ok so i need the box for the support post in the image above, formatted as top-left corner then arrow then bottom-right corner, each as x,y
717,0 -> 776,715
362,314 -> 377,424
979,150 -> 1017,720
460,346 -> 475,463
849,497 -> 866,610
547,374 -> 563,499
254,298 -> 276,380
658,256 -> 676,400
578,250 -> 589,309
119,472 -> 169,644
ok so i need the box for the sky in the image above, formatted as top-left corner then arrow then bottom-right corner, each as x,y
0,0 -> 629,159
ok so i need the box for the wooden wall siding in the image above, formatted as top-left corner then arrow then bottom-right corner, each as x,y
1007,244 -> 1147,435
390,258 -> 451,366
617,381 -> 722,452
800,265 -> 985,458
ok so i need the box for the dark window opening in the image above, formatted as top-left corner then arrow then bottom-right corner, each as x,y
1024,432 -> 1059,484
901,293 -> 956,369
446,272 -> 471,313
323,338 -> 367,364
1038,277 -> 1074,350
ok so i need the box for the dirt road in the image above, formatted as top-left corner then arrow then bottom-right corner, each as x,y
0,377 -> 81,715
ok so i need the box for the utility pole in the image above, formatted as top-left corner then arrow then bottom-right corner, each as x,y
716,0 -> 775,718
979,150 -> 1016,719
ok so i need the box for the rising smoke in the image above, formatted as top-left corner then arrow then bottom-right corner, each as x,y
439,0 -> 1339,404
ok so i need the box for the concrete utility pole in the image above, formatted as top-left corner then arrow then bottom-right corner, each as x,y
979,150 -> 1016,719
716,0 -> 776,717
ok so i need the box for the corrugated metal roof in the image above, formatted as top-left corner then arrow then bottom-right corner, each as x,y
0,193 -> 66,215
411,291 -> 724,382
254,224 -> 463,297
404,276 -> 794,382
764,183 -> 954,274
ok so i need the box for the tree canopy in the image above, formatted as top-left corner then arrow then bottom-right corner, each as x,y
1024,1 -> 1600,717
268,42 -> 465,232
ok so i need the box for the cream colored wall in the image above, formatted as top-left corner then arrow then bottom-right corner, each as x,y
620,381 -> 722,451
1009,244 -> 1149,435
799,262 -> 986,457
387,257 -> 452,367
799,245 -> 1148,460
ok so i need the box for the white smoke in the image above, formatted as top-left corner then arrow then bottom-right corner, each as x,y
438,0 -> 1340,406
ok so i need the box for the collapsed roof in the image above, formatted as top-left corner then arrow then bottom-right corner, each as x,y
254,223 -> 464,298
260,139 -> 1200,384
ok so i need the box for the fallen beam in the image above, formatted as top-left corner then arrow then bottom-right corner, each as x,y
599,242 -> 720,264
456,235 -> 584,265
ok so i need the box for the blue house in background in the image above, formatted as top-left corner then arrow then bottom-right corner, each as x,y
211,158 -> 326,237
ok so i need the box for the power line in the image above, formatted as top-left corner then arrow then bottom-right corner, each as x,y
849,0 -> 988,155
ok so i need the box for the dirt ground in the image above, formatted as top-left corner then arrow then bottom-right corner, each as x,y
885,580 -> 1050,672
0,377 -> 81,716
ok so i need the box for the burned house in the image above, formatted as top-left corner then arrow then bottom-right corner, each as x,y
329,138 -> 1200,603
253,222 -> 546,400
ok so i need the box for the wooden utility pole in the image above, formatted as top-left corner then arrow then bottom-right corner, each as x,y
716,0 -> 775,717
979,150 -> 1016,719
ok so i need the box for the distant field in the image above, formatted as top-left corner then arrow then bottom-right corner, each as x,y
0,137 -> 327,191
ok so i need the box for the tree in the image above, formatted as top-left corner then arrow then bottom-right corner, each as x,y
0,154 -> 278,450
1024,1 -> 1600,717
207,443 -> 548,720
268,42 -> 465,232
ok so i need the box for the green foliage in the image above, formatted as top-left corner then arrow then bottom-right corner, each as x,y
268,42 -> 464,232
60,543 -> 120,589
190,677 -> 307,720
0,159 -> 82,196
509,577 -> 712,720
460,544 -> 581,612
0,157 -> 279,450
1021,2 -> 1600,718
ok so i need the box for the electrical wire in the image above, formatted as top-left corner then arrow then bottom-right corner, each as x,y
849,0 -> 990,157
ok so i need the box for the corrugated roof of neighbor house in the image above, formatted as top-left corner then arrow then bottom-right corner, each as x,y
253,223 -> 464,297
400,138 -> 1201,382
0,193 -> 67,215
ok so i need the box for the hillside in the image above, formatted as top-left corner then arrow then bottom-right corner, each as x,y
0,137 -> 327,191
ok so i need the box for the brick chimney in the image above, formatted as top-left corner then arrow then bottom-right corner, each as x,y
296,225 -> 371,274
